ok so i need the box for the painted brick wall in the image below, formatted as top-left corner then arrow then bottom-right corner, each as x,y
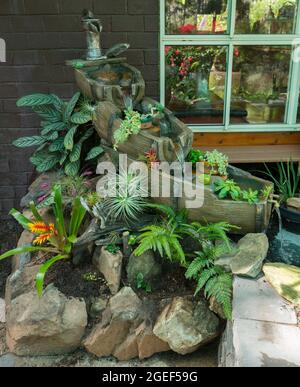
0,0 -> 160,218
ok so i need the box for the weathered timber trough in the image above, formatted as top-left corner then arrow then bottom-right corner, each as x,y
155,165 -> 273,234
93,97 -> 194,162
73,58 -> 145,109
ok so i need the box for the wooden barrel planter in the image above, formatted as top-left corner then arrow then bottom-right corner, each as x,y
93,97 -> 194,162
152,165 -> 274,234
72,58 -> 145,109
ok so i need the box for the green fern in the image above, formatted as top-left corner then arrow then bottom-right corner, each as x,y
13,93 -> 102,175
134,224 -> 185,264
185,245 -> 233,320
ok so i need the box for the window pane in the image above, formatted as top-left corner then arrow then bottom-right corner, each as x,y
165,46 -> 227,125
165,0 -> 228,35
236,0 -> 297,34
230,46 -> 291,124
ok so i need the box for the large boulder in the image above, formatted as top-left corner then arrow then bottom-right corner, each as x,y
217,233 -> 269,279
136,322 -> 170,360
11,230 -> 34,272
153,297 -> 220,355
93,246 -> 123,295
263,263 -> 300,306
6,285 -> 87,356
127,251 -> 162,286
5,265 -> 40,305
84,287 -> 143,359
0,299 -> 5,323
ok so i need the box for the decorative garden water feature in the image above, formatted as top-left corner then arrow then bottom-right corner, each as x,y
0,10 -> 290,363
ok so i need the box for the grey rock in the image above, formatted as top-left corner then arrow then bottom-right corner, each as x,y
93,246 -> 123,295
217,233 -> 269,279
89,297 -> 108,319
153,297 -> 220,355
127,251 -> 162,286
84,287 -> 143,359
11,231 -> 34,272
5,265 -> 41,306
0,299 -> 5,323
6,285 -> 87,356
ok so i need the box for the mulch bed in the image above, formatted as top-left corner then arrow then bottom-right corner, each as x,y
0,220 -> 22,298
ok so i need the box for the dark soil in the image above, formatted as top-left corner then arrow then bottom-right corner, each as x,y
0,220 -> 22,298
44,260 -> 110,301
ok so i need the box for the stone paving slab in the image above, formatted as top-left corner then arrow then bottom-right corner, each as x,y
0,299 -> 5,323
233,277 -> 297,325
233,319 -> 300,367
219,276 -> 300,367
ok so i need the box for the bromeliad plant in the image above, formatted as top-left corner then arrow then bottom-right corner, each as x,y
0,186 -> 87,296
13,93 -> 103,176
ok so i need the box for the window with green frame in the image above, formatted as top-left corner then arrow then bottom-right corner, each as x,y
160,0 -> 300,132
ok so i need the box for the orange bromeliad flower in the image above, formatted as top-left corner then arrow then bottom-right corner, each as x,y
28,222 -> 56,246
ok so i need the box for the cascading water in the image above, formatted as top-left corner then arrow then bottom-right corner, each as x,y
267,205 -> 300,267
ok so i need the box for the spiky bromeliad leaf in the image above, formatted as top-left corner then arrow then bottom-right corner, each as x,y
63,92 -> 81,122
9,209 -> 31,230
65,160 -> 80,176
0,246 -> 57,262
13,136 -> 46,148
85,146 -> 104,161
36,255 -> 69,297
17,94 -> 58,107
71,112 -> 91,125
64,126 -> 78,150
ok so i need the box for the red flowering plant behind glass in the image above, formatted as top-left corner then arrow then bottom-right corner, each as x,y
166,46 -> 219,106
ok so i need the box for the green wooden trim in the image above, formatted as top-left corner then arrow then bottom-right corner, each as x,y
159,0 -> 300,133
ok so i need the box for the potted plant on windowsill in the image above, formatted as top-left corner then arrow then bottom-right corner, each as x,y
204,150 -> 229,179
242,90 -> 285,124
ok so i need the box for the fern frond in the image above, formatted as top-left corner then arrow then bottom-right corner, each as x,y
185,255 -> 210,280
194,268 -> 216,296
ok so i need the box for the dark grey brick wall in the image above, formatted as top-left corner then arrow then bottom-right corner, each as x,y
0,0 -> 160,218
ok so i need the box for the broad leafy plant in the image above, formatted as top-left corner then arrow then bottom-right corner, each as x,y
0,186 -> 86,296
241,188 -> 259,204
185,244 -> 233,320
13,93 -> 103,176
214,179 -> 241,201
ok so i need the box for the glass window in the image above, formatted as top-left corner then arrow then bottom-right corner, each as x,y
230,46 -> 291,124
161,0 -> 300,130
235,0 -> 297,34
165,46 -> 227,124
165,0 -> 229,34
